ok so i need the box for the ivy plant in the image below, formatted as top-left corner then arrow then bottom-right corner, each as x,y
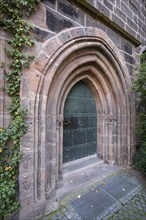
132,52 -> 146,174
0,0 -> 40,218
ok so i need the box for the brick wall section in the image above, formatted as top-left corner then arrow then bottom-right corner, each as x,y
31,0 -> 146,49
42,0 -> 146,76
45,0 -> 85,32
86,0 -> 146,45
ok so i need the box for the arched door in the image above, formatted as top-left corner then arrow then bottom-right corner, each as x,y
63,81 -> 97,163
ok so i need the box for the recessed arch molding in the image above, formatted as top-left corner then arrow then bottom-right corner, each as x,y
19,27 -> 136,219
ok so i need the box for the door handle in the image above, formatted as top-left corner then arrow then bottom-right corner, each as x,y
63,121 -> 70,126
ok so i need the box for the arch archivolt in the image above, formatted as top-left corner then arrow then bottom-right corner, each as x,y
20,27 -> 136,206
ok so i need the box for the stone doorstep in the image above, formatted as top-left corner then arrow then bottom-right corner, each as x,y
63,154 -> 103,176
56,155 -> 121,201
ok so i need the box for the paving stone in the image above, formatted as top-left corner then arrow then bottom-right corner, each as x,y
122,206 -> 128,211
118,214 -> 123,219
52,215 -> 58,220
62,217 -> 68,220
118,210 -> 123,215
56,211 -> 60,216
58,214 -> 64,219
138,205 -> 143,211
57,216 -> 63,220
141,200 -> 146,204
123,212 -> 129,218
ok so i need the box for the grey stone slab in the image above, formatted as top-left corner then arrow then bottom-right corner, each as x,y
46,7 -> 80,33
57,0 -> 85,25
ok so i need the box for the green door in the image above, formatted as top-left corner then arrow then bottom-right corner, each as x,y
63,81 -> 97,163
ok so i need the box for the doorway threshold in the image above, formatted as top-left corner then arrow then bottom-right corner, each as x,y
56,155 -> 120,201
63,154 -> 102,176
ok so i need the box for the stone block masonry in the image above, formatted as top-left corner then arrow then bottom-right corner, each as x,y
0,0 -> 146,219
27,0 -> 145,77
93,0 -> 146,44
18,26 -> 138,219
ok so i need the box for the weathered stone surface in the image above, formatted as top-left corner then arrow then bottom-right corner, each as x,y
46,7 -> 80,33
20,77 -> 29,98
70,27 -> 85,39
127,17 -> 138,31
121,38 -> 133,55
86,15 -> 107,32
19,173 -> 34,198
57,0 -> 85,25
86,15 -> 99,27
58,30 -> 73,44
126,63 -> 134,76
112,13 -> 125,29
43,37 -> 62,57
121,2 -> 133,20
31,26 -> 55,42
86,0 -> 96,6
96,1 -> 111,17
44,0 -> 56,9
84,0 -> 145,46
114,7 -> 127,22
27,3 -> 47,29
103,0 -> 113,11
129,0 -> 140,14
23,41 -> 43,59
33,51 -> 50,72
124,53 -> 135,65
107,28 -> 121,49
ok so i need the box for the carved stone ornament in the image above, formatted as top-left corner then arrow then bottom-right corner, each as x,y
56,116 -> 62,128
56,119 -> 62,128
45,184 -> 51,193
105,115 -> 117,125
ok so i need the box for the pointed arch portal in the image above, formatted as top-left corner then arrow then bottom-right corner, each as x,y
63,81 -> 97,163
19,27 -> 136,218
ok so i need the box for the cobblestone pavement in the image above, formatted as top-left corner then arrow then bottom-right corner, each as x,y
105,189 -> 146,220
41,168 -> 146,220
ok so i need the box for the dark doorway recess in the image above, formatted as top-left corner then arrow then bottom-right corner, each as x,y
63,81 -> 97,163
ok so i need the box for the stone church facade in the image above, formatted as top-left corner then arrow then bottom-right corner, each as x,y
0,0 -> 146,219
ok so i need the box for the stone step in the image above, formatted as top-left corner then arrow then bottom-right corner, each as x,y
56,155 -> 120,201
63,154 -> 103,176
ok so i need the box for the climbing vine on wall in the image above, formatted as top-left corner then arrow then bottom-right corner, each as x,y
0,0 -> 40,218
